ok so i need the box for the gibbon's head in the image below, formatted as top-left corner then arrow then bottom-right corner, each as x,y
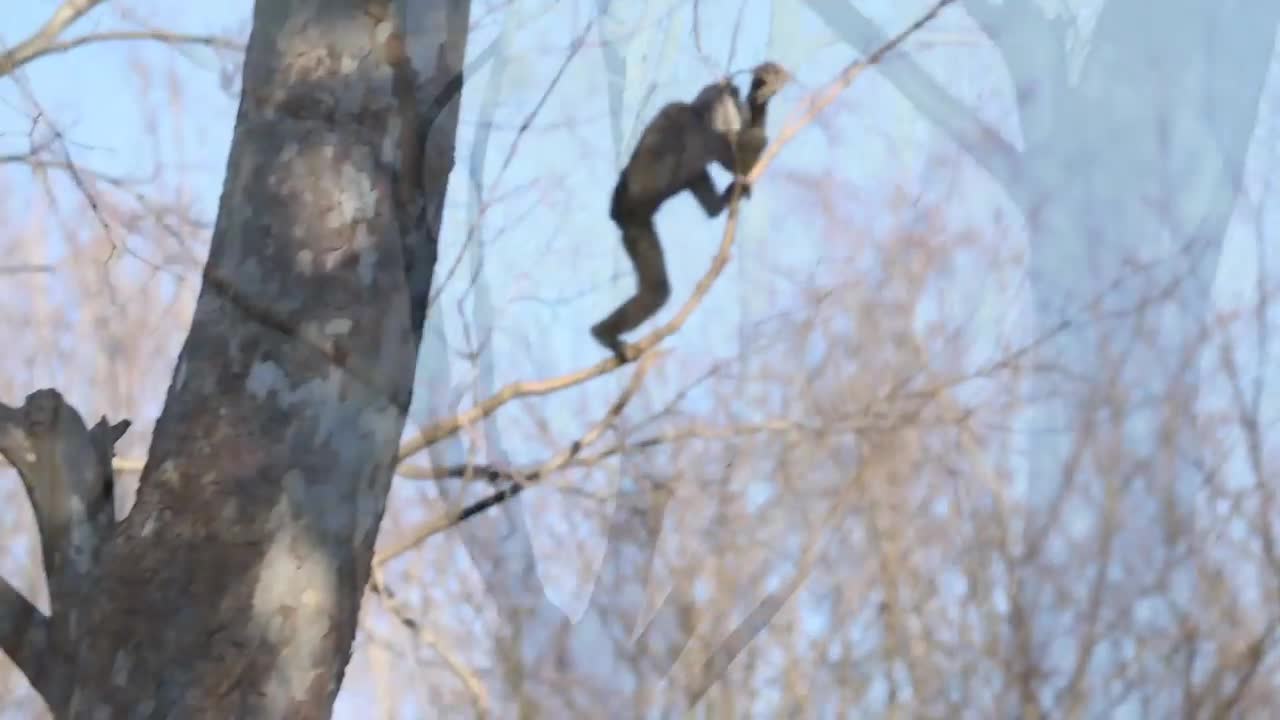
748,62 -> 792,104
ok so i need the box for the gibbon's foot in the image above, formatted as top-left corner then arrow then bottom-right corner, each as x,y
591,325 -> 631,363
731,178 -> 753,200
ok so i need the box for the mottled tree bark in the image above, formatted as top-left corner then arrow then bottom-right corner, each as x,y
0,0 -> 469,716
0,390 -> 129,716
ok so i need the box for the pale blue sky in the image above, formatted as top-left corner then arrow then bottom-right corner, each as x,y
2,0 -> 1278,716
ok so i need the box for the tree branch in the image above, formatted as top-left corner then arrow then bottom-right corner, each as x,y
0,0 -> 242,81
675,433 -> 867,711
800,0 -> 1024,195
0,0 -> 107,77
397,1 -> 958,465
0,558 -> 49,699
20,31 -> 244,68
377,349 -> 663,566
386,1 -> 970,575
0,389 -> 129,712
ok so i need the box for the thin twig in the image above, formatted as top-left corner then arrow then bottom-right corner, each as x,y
367,567 -> 491,717
491,19 -> 596,185
395,0 -> 961,465
24,31 -> 243,65
376,349 -> 663,565
743,0 -> 960,186
0,0 -> 106,77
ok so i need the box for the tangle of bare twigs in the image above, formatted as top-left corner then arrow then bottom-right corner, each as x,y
390,0 -> 963,545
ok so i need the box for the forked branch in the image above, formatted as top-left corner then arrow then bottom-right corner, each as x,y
377,350 -> 662,566
0,388 -> 130,714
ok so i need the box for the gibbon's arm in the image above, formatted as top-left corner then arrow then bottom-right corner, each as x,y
687,170 -> 740,217
734,61 -> 793,183
734,130 -> 768,180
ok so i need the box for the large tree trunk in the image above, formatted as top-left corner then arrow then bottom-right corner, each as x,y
0,0 -> 469,715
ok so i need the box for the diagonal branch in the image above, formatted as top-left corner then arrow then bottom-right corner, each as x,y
681,457 -> 864,710
17,31 -> 244,69
0,578 -> 50,706
0,0 -> 107,77
383,7 -> 974,663
801,0 -> 1024,196
962,0 -> 1070,147
746,0 -> 960,185
396,1 -> 959,465
0,399 -> 53,690
376,349 -> 663,566
594,0 -> 631,164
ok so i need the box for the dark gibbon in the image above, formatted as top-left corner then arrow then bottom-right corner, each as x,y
591,61 -> 792,361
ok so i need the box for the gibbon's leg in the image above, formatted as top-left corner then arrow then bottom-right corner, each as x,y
591,216 -> 671,362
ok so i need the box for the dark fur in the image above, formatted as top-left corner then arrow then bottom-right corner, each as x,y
592,66 -> 788,361
734,64 -> 785,178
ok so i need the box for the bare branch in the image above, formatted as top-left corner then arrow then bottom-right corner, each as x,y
367,569 -> 492,716
377,349 -> 663,566
20,30 -> 244,67
800,0 -> 1024,194
396,0 -> 960,465
679,438 -> 866,710
0,0 -> 107,77
489,18 -> 595,187
1206,622 -> 1275,720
